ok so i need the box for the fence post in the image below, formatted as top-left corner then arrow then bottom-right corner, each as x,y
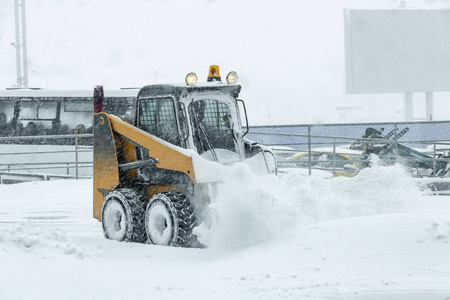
308,126 -> 312,176
433,143 -> 437,175
394,124 -> 399,163
333,138 -> 336,177
75,136 -> 79,180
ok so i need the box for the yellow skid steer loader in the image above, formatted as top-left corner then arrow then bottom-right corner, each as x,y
93,66 -> 276,247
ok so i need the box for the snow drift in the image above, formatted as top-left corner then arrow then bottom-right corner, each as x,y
208,160 -> 424,251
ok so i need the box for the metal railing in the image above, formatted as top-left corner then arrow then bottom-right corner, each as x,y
248,121 -> 450,148
249,122 -> 450,178
1,122 -> 449,184
0,134 -> 93,183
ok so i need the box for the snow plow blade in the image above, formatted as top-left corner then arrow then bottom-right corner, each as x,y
93,112 -> 196,221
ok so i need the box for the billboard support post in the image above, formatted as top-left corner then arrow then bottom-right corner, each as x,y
426,92 -> 434,121
403,93 -> 413,121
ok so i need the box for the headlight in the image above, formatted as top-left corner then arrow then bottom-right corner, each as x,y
226,71 -> 238,84
185,72 -> 198,85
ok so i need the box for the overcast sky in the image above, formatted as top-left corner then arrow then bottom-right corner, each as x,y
1,0 -> 449,125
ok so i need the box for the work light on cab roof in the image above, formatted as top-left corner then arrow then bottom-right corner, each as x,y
226,71 -> 238,84
185,72 -> 198,86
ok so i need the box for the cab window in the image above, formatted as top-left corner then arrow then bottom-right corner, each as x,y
138,97 -> 180,146
189,99 -> 235,153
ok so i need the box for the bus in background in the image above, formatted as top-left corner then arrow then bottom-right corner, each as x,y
0,88 -> 139,144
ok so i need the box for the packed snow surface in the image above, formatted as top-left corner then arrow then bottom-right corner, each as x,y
1,163 -> 450,299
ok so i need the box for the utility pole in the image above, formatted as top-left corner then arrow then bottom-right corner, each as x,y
12,0 -> 28,88
13,0 -> 22,87
21,0 -> 29,88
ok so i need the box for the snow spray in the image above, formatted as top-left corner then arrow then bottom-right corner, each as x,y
207,158 -> 424,251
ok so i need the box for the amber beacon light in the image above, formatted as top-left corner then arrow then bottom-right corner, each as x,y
207,65 -> 221,82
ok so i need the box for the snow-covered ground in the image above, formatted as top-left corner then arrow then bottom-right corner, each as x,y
1,162 -> 449,300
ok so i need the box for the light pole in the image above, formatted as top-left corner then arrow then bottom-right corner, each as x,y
154,71 -> 168,84
12,0 -> 28,88
32,70 -> 48,89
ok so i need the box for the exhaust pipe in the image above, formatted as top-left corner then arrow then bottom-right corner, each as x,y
94,85 -> 104,113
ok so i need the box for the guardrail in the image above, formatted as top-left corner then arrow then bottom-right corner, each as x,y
0,171 -> 90,184
0,134 -> 93,183
250,124 -> 450,178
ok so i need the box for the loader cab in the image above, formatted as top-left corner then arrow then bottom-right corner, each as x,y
135,66 -> 247,165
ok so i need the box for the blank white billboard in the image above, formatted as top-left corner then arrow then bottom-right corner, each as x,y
344,9 -> 450,94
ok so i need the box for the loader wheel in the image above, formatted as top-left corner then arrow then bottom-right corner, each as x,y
102,189 -> 147,243
145,192 -> 196,247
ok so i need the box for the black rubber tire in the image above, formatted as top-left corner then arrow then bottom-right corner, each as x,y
145,192 -> 196,247
101,189 -> 147,243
